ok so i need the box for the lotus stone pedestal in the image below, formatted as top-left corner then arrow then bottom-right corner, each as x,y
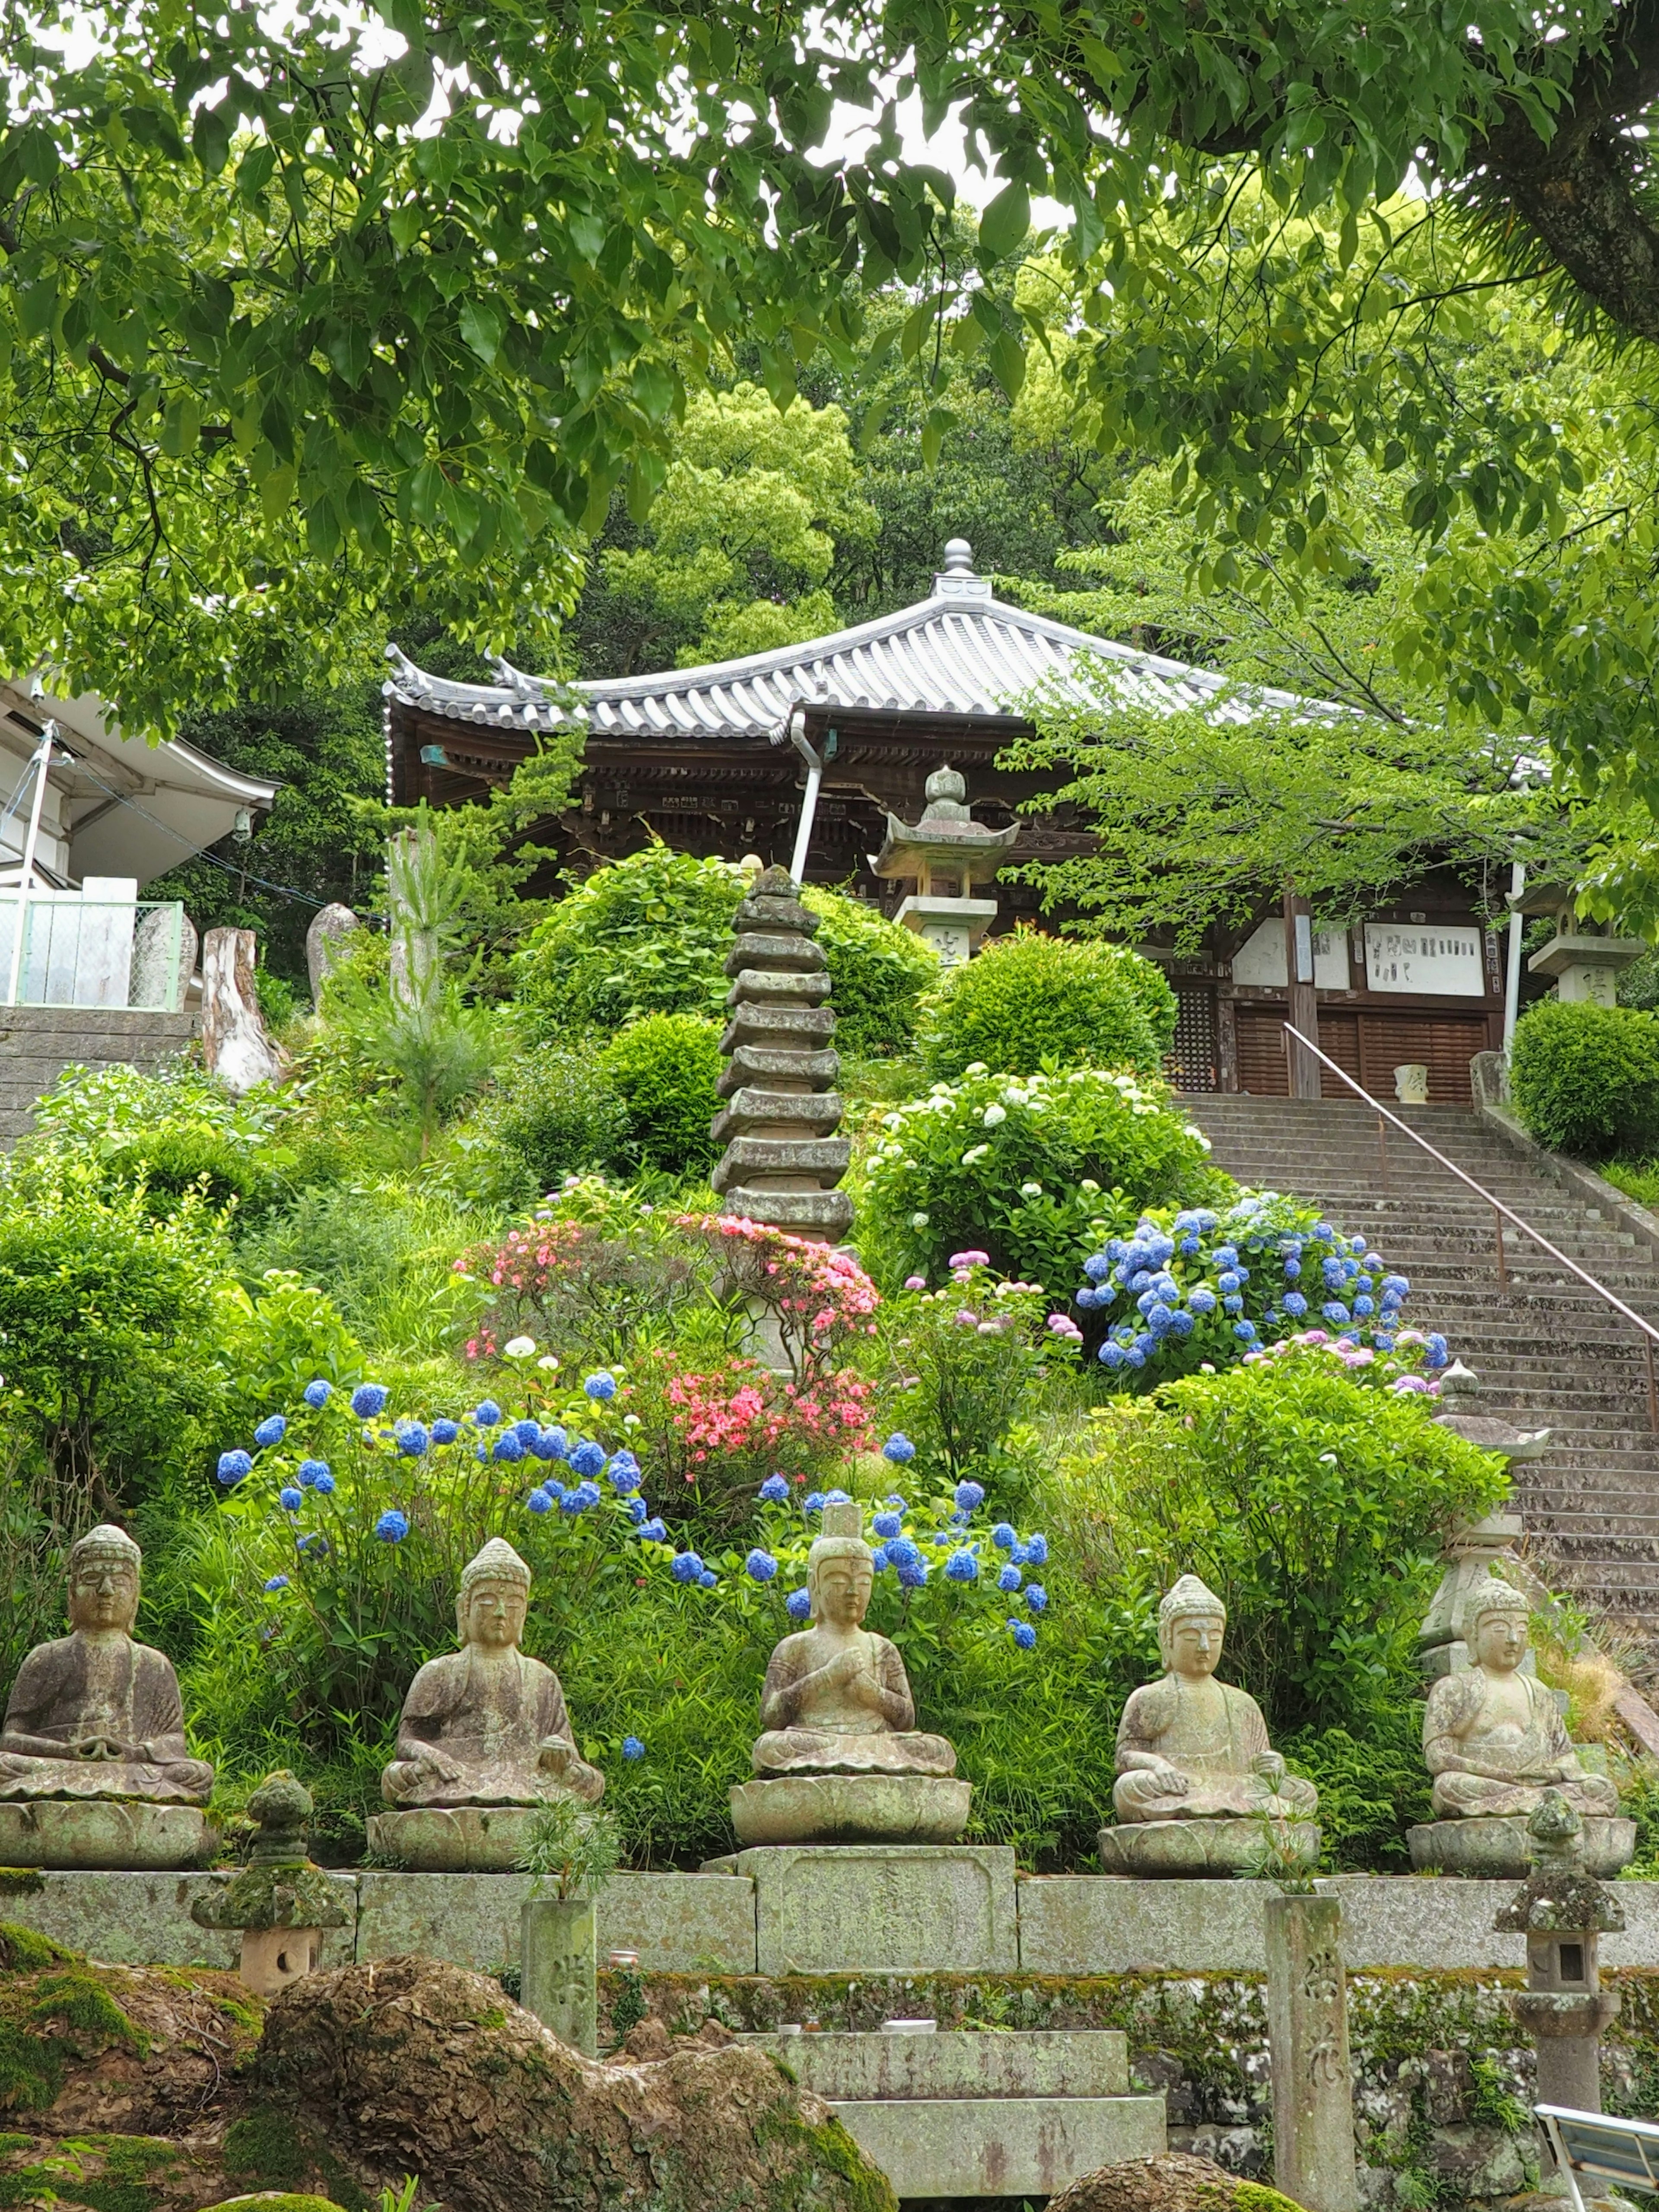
729,1773 -> 971,1847
367,1805 -> 541,1872
1408,1815 -> 1636,1878
1098,1817 -> 1322,1877
0,1799 -> 208,1871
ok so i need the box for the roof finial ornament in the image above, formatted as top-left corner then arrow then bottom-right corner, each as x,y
942,538 -> 974,574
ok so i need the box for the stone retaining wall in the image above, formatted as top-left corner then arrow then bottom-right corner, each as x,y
12,1866 -> 1659,1977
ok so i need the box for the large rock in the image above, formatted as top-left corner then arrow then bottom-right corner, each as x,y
246,1954 -> 896,2212
1049,2152 -> 1304,2212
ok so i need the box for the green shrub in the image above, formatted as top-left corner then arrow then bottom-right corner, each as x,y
234,1185 -> 485,1358
26,1059 -> 291,1223
1043,1348 -> 1510,1736
918,932 -> 1174,1079
852,1065 -> 1222,1290
440,1043 -> 629,1206
600,1013 -> 723,1179
516,843 -> 938,1055
1510,998 -> 1659,1157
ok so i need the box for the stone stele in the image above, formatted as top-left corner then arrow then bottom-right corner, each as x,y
1098,1574 -> 1320,1877
368,1537 -> 605,1871
1408,1574 -> 1633,1878
0,1523 -> 213,1869
730,1503 -> 971,1845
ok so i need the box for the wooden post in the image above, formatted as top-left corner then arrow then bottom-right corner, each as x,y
1283,887 -> 1322,1098
201,927 -> 284,1094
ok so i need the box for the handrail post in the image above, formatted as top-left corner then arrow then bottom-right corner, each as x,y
1493,1207 -> 1507,1290
1377,1114 -> 1388,1192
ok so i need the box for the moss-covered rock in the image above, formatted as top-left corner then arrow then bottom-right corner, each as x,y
1050,2155 -> 1305,2212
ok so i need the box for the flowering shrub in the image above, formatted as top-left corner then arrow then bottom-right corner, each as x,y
874,1256 -> 1081,1496
679,1213 -> 881,1378
917,930 -> 1176,1081
853,1064 -> 1219,1290
1077,1192 -> 1431,1387
201,1368 -> 667,1762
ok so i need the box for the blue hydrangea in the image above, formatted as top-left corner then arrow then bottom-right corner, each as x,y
558,1485 -> 587,1515
1025,1533 -> 1048,1565
1353,1295 -> 1375,1317
1426,1332 -> 1450,1368
526,1488 -> 553,1515
1217,1271 -> 1242,1294
627,1497 -> 648,1525
786,1588 -> 812,1620
569,1440 -> 606,1478
1008,1618 -> 1038,1650
296,1532 -> 326,1555
992,1522 -> 1017,1551
263,1574 -> 290,1593
882,1433 -> 916,1463
399,1423 -> 430,1457
1322,1301 -> 1351,1325
375,1509 -> 409,1543
699,1568 -> 718,1588
1382,1274 -> 1410,1296
825,1487 -> 852,1505
311,1469 -> 336,1496
1146,1303 -> 1173,1335
759,1473 -> 790,1504
493,1433 -> 525,1462
1189,1287 -> 1217,1315
640,1518 -> 668,1542
1025,1584 -> 1048,1613
531,1430 -> 564,1461
1363,1251 -> 1386,1271
886,1535 -> 920,1569
997,1562 -> 1022,1592
217,1449 -> 252,1487
1083,1252 -> 1111,1281
896,1557 -> 928,1589
946,1548 -> 978,1583
298,1458 -> 329,1488
1322,1257 -> 1346,1286
1233,1319 -> 1258,1342
541,1425 -> 568,1456
472,1400 -> 503,1427
1282,1258 -> 1301,1279
584,1370 -> 618,1402
954,1479 -> 985,1512
671,1551 -> 705,1583
746,1548 -> 779,1583
1283,1292 -> 1308,1317
1211,1245 -> 1237,1268
1222,1295 -> 1244,1316
1167,1309 -> 1195,1338
1374,1333 -> 1395,1350
279,1487 -> 303,1512
1098,1341 -> 1127,1368
302,1379 -> 332,1409
804,1491 -> 826,1513
352,1384 -> 389,1418
622,1735 -> 645,1760
431,1418 -> 460,1446
254,1414 -> 287,1449
607,1460 -> 640,1495
514,1418 -> 541,1445
873,1511 -> 903,1539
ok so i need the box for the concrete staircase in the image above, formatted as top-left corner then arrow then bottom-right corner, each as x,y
1180,1095 -> 1659,1647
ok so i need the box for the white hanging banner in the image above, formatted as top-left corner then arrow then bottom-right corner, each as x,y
1363,923 -> 1485,996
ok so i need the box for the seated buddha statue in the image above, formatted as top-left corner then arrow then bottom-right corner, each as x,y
0,1524 -> 213,1805
381,1538 -> 604,1811
1100,1574 -> 1319,1875
731,1503 -> 970,1844
1424,1576 -> 1619,1822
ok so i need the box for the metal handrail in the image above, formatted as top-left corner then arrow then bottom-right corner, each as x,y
1282,1022 -> 1659,1431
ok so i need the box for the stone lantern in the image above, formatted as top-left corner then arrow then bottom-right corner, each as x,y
1496,1791 -> 1623,2130
1518,885 -> 1644,1008
869,766 -> 1018,968
193,1769 -> 349,1997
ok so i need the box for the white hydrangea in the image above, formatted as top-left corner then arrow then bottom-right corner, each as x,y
982,1104 -> 1007,1127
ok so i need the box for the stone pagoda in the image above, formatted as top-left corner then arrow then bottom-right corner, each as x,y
870,764 -> 1018,967
711,865 -> 850,1241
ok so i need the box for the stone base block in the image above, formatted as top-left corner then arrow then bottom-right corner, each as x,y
730,1773 -> 970,1846
743,2027 -> 1129,2100
367,1806 -> 539,1872
703,1843 -> 1018,1974
0,1799 -> 208,1871
1096,1817 -> 1320,1878
1407,1816 -> 1636,1878
833,2094 -> 1166,2197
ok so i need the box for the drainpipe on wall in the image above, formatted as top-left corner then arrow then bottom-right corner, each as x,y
1503,858 -> 1527,1054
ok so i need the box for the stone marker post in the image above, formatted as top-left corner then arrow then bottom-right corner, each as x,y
201,927 -> 284,1093
1264,1890 -> 1360,2212
521,1895 -> 598,2056
1497,1791 -> 1623,2173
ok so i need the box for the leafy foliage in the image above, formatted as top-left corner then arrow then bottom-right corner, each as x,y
801,889 -> 939,1058
1509,998 -> 1659,1158
919,931 -> 1174,1079
853,1065 -> 1220,1290
599,1014 -> 724,1179
1048,1351 -> 1510,1735
439,1044 -> 631,1208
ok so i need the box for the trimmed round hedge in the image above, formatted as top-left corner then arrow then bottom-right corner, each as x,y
918,931 -> 1176,1080
1510,995 -> 1659,1157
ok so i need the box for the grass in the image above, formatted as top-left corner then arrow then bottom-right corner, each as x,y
1601,1157 -> 1659,1210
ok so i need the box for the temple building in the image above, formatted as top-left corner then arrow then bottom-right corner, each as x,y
383,542 -> 1512,1100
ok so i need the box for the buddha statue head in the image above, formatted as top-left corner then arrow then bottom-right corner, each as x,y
67,1525 -> 142,1636
1462,1575 -> 1530,1674
806,1504 -> 874,1627
1158,1574 -> 1227,1679
456,1538 -> 531,1649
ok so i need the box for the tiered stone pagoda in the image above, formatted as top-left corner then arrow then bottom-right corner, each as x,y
711,865 -> 849,1242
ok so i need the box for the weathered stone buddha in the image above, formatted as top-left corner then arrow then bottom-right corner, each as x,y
0,1524 -> 213,1869
1408,1575 -> 1634,1876
1099,1574 -> 1321,1875
368,1538 -> 604,1872
730,1503 -> 971,1845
